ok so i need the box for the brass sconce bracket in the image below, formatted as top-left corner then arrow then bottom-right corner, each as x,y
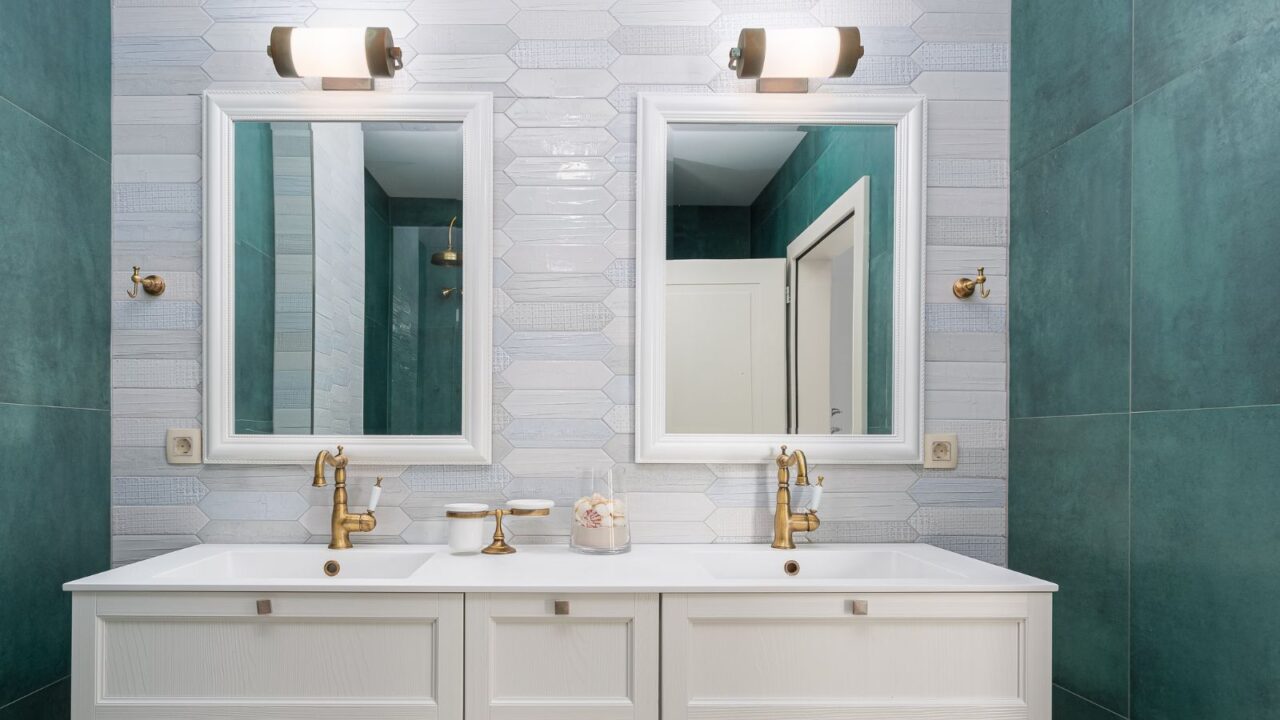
445,506 -> 551,555
128,266 -> 166,298
952,267 -> 990,299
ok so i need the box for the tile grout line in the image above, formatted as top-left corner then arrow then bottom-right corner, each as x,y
0,401 -> 111,413
0,675 -> 69,712
0,92 -> 110,166
1127,1 -> 1136,715
1056,683 -> 1129,719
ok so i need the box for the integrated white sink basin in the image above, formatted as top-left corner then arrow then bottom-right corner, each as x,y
694,546 -> 963,580
65,543 -> 1054,593
158,547 -> 434,581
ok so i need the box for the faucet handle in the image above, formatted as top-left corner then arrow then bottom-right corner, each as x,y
806,477 -> 824,513
367,477 -> 383,513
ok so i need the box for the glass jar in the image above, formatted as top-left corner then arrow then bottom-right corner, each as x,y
570,468 -> 630,555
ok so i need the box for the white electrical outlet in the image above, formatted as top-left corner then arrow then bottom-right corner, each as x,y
923,433 -> 959,469
166,428 -> 202,464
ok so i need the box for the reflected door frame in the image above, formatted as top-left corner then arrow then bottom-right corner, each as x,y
635,93 -> 925,464
203,91 -> 493,464
787,178 -> 870,435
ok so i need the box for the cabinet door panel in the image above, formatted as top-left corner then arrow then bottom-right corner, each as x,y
663,593 -> 1051,720
74,592 -> 463,720
466,593 -> 659,720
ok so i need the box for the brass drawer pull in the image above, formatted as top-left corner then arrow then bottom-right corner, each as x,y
554,600 -> 570,616
256,599 -> 273,615
850,599 -> 868,616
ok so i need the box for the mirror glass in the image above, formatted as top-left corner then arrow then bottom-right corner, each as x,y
232,120 -> 465,436
664,123 -> 894,436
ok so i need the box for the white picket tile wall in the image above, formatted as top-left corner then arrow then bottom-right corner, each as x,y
110,0 -> 1011,567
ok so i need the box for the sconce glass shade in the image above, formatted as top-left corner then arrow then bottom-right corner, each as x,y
268,26 -> 402,79
730,27 -> 864,79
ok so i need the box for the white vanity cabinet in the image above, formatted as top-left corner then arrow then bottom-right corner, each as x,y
69,592 -> 464,719
662,593 -> 1051,720
464,593 -> 660,720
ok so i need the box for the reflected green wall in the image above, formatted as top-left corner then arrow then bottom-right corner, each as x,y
754,125 -> 895,435
668,205 -> 751,259
1010,2 -> 1280,718
363,190 -> 463,436
0,0 -> 111,715
363,171 -> 392,435
232,122 -> 276,435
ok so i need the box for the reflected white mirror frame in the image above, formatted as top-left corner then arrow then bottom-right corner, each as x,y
635,93 -> 925,464
203,91 -> 493,464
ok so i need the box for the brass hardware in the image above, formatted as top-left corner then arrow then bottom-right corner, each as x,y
256,599 -> 272,615
483,508 -> 514,554
756,77 -> 810,93
851,599 -> 869,616
554,600 -> 570,616
783,560 -> 800,576
323,560 -> 341,577
441,287 -> 460,298
431,216 -> 462,267
953,267 -> 990,299
312,446 -> 377,550
321,77 -> 374,91
445,505 -> 551,554
772,445 -> 821,549
127,266 -> 166,298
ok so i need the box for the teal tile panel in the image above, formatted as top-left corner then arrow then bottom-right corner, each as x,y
1011,0 -> 1131,167
1010,413 -> 1130,715
0,405 -> 109,707
1010,110 -> 1131,418
1131,25 -> 1280,411
0,99 -> 110,410
0,1 -> 111,156
1131,405 -> 1280,719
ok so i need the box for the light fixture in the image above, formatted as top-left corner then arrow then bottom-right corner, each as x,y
267,26 -> 403,91
728,27 -> 864,93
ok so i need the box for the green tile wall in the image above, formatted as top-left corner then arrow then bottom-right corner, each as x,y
364,171 -> 393,435
232,122 -> 276,435
0,4 -> 111,715
1012,3 -> 1280,719
667,205 -> 752,260
374,199 -> 464,436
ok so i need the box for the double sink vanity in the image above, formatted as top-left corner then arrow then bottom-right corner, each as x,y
67,88 -> 1052,718
66,543 -> 1053,719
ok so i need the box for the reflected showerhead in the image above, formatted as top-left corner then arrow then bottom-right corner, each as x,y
431,216 -> 462,267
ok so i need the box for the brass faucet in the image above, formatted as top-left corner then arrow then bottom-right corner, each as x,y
313,446 -> 377,549
772,445 -> 822,549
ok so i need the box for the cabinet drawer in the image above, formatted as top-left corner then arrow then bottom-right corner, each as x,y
465,593 -> 659,720
72,592 -> 463,720
662,592 -> 1051,720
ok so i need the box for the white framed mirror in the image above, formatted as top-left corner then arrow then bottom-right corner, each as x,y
636,93 -> 925,464
203,91 -> 493,464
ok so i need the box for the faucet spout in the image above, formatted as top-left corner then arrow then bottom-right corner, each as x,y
772,445 -> 820,549
312,446 -> 374,549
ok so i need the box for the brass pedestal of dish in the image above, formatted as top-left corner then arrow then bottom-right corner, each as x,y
445,506 -> 551,554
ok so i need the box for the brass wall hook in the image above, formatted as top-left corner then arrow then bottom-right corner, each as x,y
127,266 -> 166,298
952,267 -> 990,299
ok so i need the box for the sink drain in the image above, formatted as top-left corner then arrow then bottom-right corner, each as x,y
783,560 -> 800,576
323,560 -> 341,577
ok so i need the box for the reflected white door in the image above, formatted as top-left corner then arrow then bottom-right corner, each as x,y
788,178 -> 871,434
665,259 -> 787,433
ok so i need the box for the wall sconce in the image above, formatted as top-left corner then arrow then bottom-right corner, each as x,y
728,27 -> 864,93
267,26 -> 403,91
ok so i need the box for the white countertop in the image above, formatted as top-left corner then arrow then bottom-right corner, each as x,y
65,543 -> 1056,594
